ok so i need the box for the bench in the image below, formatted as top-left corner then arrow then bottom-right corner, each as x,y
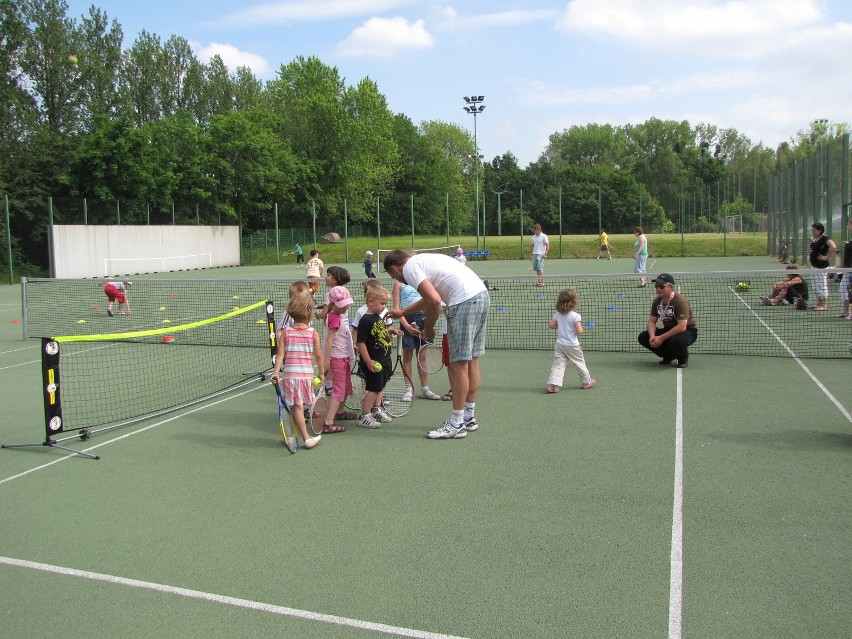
463,250 -> 490,260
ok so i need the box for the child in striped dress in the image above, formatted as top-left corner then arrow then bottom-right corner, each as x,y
271,295 -> 323,449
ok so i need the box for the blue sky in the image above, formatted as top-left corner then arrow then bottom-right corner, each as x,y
64,0 -> 852,167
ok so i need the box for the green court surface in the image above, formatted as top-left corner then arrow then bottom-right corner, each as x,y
1,258 -> 850,639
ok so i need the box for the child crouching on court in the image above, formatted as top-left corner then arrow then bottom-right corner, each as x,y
546,288 -> 596,393
355,284 -> 397,428
271,295 -> 323,449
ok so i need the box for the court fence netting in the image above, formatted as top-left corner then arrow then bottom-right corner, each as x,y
6,270 -> 850,456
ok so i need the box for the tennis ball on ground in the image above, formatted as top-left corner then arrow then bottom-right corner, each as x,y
735,282 -> 750,292
373,362 -> 382,372
313,376 -> 322,387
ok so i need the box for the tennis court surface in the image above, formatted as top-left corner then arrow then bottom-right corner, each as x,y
1,259 -> 850,638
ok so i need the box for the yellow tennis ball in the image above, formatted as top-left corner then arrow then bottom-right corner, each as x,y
313,376 -> 322,387
373,362 -> 382,372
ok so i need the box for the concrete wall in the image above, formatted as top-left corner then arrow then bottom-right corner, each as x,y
51,225 -> 240,278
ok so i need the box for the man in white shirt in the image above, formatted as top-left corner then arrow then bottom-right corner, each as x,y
530,223 -> 549,287
384,250 -> 489,440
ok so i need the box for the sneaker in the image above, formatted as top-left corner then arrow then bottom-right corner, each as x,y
420,388 -> 441,400
304,435 -> 321,449
761,298 -> 773,306
676,360 -> 688,369
426,420 -> 467,439
107,310 -> 114,317
359,413 -> 381,429
581,379 -> 597,389
545,384 -> 560,393
373,408 -> 393,423
401,389 -> 413,402
463,417 -> 478,432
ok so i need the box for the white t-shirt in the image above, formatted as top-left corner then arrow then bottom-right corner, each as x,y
350,304 -> 368,330
531,233 -> 549,256
402,254 -> 486,307
552,310 -> 582,347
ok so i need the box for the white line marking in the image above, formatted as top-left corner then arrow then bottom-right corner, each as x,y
0,383 -> 265,486
0,358 -> 39,371
668,368 -> 684,639
0,344 -> 39,356
0,556 -> 470,639
732,288 -> 851,422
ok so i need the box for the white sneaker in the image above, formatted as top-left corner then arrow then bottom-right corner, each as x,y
426,420 -> 467,439
420,388 -> 441,400
463,417 -> 478,432
359,413 -> 381,429
304,435 -> 321,449
401,388 -> 413,402
373,408 -> 393,423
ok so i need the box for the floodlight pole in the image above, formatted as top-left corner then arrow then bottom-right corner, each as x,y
464,96 -> 485,251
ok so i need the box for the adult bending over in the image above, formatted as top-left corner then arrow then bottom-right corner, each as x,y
384,250 -> 489,439
637,273 -> 697,368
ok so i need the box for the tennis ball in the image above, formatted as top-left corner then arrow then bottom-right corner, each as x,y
67,54 -> 78,65
735,282 -> 750,292
373,362 -> 382,372
313,376 -> 322,387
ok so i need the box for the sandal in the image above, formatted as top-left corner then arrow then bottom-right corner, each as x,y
322,423 -> 346,433
441,391 -> 453,401
335,410 -> 358,420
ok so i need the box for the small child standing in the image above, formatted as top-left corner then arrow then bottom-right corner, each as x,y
363,251 -> 376,278
271,295 -> 323,449
318,282 -> 358,433
305,249 -> 324,294
355,284 -> 396,428
546,288 -> 596,393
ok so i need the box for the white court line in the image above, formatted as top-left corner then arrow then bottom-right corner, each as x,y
732,289 -> 851,422
0,383 -> 266,486
0,556 -> 469,639
0,344 -> 39,356
668,369 -> 684,639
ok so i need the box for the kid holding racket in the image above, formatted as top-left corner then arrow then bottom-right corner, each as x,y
270,295 -> 323,449
545,288 -> 596,393
355,284 -> 398,428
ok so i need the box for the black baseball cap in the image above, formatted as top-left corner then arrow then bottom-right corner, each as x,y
654,273 -> 675,287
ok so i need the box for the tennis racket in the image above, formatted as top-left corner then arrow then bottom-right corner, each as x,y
417,339 -> 444,375
273,381 -> 298,453
309,382 -> 328,435
382,334 -> 413,418
345,359 -> 366,412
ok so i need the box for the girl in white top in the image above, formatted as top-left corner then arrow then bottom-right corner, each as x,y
546,288 -> 596,393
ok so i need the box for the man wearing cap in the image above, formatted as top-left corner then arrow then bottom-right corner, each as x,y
364,251 -> 376,278
637,273 -> 697,368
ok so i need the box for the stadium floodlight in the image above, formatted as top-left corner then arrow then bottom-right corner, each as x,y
463,95 -> 485,250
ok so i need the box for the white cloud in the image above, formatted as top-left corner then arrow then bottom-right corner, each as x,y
193,42 -> 271,77
338,17 -> 433,58
431,5 -> 560,30
558,0 -> 826,57
216,0 -> 406,26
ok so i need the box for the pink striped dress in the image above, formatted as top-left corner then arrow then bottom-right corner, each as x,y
281,324 -> 316,406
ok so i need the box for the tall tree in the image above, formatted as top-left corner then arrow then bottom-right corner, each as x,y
77,5 -> 123,126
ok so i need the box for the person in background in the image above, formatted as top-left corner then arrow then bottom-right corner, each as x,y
530,223 -> 549,287
101,280 -> 132,316
760,272 -> 809,307
305,249 -> 324,295
597,229 -> 612,260
808,222 -> 836,311
294,243 -> 304,264
363,250 -> 376,278
637,273 -> 697,368
454,246 -> 467,264
633,227 -> 648,288
838,218 -> 852,319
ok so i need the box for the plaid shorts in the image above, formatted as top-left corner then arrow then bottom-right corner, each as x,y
446,290 -> 490,362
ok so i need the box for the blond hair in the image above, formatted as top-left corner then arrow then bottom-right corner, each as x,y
287,295 -> 314,323
288,281 -> 311,298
